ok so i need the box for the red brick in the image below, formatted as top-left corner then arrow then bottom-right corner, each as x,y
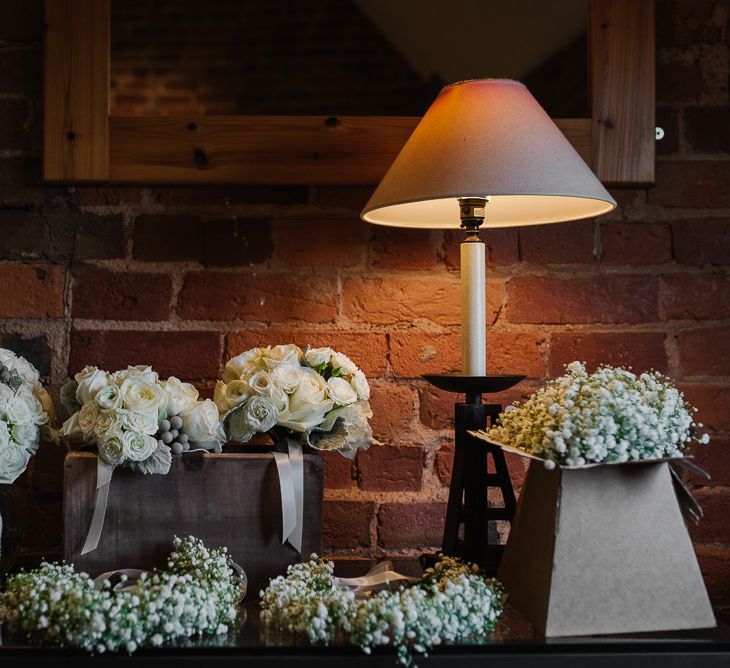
378,502 -> 446,549
689,491 -> 730,543
368,381 -> 416,441
656,0 -> 718,47
321,451 -> 353,490
312,186 -> 371,210
656,60 -> 703,105
0,47 -> 41,94
323,501 -> 374,550
69,330 -> 222,380
0,332 -> 51,377
369,227 -> 440,270
443,228 -> 519,269
390,330 -> 460,377
203,218 -> 273,267
133,215 -> 204,262
344,275 -> 502,327
226,329 -> 388,376
690,439 -> 730,486
488,331 -> 546,377
685,107 -> 730,153
276,218 -> 366,267
696,546 -> 730,604
74,187 -> 146,207
357,446 -> 423,491
0,1 -> 43,42
520,220 -> 596,264
655,107 -> 680,156
679,384 -> 730,432
507,275 -> 659,324
75,214 -> 126,260
549,332 -> 668,375
420,385 -> 456,430
678,327 -> 730,376
72,266 -> 172,321
0,265 -> 64,318
672,220 -> 730,266
661,275 -> 730,320
0,98 -> 29,150
179,272 -> 338,323
650,163 -> 730,208
600,222 -> 672,265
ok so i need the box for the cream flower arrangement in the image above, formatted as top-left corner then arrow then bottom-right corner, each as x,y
0,348 -> 53,484
61,365 -> 225,474
260,554 -> 504,666
215,344 -> 374,456
484,361 -> 709,469
0,536 -> 241,653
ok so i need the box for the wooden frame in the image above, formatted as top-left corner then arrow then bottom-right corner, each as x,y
44,0 -> 655,186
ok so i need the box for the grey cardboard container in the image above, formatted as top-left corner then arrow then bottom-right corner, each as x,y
64,450 -> 323,594
498,457 -> 716,637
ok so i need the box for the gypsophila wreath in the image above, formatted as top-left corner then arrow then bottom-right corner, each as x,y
260,554 -> 504,666
0,536 -> 242,653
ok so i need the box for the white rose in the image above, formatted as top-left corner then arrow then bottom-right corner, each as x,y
95,384 -> 123,410
213,380 -> 249,414
93,409 -> 121,439
111,365 -> 158,384
180,400 -> 225,446
117,409 -> 158,436
304,347 -> 334,368
278,368 -> 333,432
5,395 -> 32,426
223,349 -> 265,382
17,386 -> 45,425
271,363 -> 302,393
326,376 -> 358,406
163,377 -> 199,416
8,355 -> 40,384
122,430 -> 157,462
0,438 -> 32,484
76,368 -> 111,405
228,396 -> 278,441
311,401 -> 374,455
60,412 -> 80,437
98,429 -> 126,466
262,344 -> 303,369
11,421 -> 39,453
0,349 -> 16,368
120,378 -> 168,417
351,370 -> 371,401
332,351 -> 358,376
249,370 -> 288,412
77,401 -> 100,436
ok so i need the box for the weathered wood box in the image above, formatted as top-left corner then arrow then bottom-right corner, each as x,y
64,450 -> 323,594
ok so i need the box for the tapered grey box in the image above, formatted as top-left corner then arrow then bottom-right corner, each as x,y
498,458 -> 716,637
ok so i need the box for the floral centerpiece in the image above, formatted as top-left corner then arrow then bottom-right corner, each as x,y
482,361 -> 709,469
61,365 -> 225,475
0,348 -> 53,484
260,554 -> 504,666
0,536 -> 242,653
215,344 -> 374,457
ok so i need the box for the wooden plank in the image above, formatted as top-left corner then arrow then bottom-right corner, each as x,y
109,115 -> 592,186
590,0 -> 655,185
43,0 -> 110,181
64,451 -> 323,593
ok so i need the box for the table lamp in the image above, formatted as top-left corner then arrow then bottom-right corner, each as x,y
361,79 -> 616,571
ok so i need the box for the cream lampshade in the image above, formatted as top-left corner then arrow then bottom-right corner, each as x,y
361,79 -> 616,375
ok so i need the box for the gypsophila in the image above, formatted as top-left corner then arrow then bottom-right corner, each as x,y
485,361 -> 709,468
0,536 -> 241,653
260,554 -> 504,666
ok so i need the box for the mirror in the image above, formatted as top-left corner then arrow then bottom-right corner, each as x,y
110,0 -> 587,118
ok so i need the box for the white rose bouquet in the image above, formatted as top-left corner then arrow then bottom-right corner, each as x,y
215,344 -> 374,457
484,361 -> 709,469
61,365 -> 225,475
0,349 -> 53,485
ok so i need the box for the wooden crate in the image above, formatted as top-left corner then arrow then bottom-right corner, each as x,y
64,450 -> 322,593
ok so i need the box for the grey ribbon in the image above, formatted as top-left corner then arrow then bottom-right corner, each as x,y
272,438 -> 304,553
335,561 -> 419,596
81,458 -> 115,555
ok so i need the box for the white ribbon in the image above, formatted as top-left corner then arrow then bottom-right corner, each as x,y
272,438 -> 304,553
81,458 -> 115,555
335,561 -> 419,596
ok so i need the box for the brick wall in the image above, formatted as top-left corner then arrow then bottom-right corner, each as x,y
1,0 -> 729,607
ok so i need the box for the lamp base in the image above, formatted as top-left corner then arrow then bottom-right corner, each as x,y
423,374 -> 524,575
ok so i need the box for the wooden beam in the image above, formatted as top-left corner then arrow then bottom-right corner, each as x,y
44,0 -> 110,181
109,116 -> 592,186
590,0 -> 655,185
